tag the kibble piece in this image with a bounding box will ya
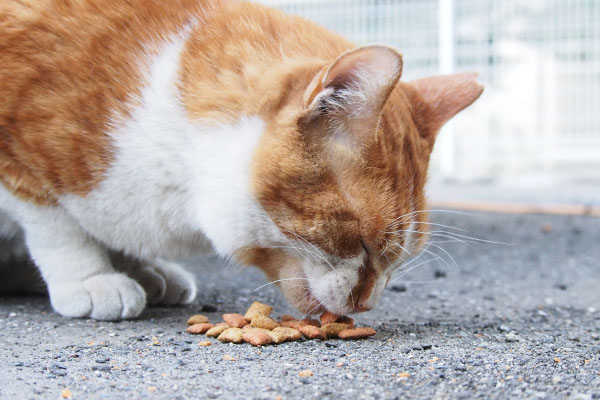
[336,316,354,328]
[299,325,327,340]
[272,327,302,342]
[322,322,352,338]
[299,369,313,377]
[279,320,301,329]
[266,330,286,344]
[320,311,354,328]
[217,328,244,343]
[222,313,248,328]
[242,329,273,346]
[298,318,320,327]
[187,314,209,325]
[320,311,340,325]
[214,322,230,327]
[338,327,376,340]
[243,301,273,322]
[205,325,229,337]
[280,314,296,322]
[198,341,212,346]
[251,315,279,330]
[186,323,214,334]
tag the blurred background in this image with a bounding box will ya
[260,0,600,209]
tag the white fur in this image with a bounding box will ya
[61,32,285,261]
[302,254,363,315]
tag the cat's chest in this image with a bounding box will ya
[57,27,272,261]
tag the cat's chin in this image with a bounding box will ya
[280,284,325,316]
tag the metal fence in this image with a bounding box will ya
[259,0,600,183]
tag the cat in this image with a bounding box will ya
[0,0,482,320]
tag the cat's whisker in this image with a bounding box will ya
[386,209,476,227]
[387,220,468,233]
[389,257,439,282]
[387,240,412,257]
[299,296,323,320]
[420,246,453,274]
[385,228,476,247]
[427,242,460,274]
[281,229,336,272]
[253,277,310,292]
[389,278,442,285]
[263,244,323,265]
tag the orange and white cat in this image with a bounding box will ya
[0,0,482,320]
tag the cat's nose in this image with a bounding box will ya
[350,265,385,313]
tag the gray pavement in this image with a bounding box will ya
[1,211,599,399]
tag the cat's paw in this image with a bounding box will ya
[48,273,146,320]
[132,261,196,306]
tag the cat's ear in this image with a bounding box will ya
[303,45,403,131]
[405,72,484,144]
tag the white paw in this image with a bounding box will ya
[132,261,196,306]
[48,273,146,320]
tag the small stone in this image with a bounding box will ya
[200,304,218,312]
[434,270,447,278]
[388,284,407,292]
[505,333,520,342]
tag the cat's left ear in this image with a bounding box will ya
[404,72,484,146]
[303,45,403,136]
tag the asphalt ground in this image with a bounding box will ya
[1,210,599,399]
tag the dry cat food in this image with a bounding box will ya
[184,301,376,346]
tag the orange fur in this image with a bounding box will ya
[0,0,213,203]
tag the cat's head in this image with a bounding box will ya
[237,46,483,315]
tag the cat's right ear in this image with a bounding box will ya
[302,45,403,134]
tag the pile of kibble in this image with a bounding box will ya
[185,301,376,346]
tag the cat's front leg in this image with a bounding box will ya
[112,253,197,306]
[20,207,146,320]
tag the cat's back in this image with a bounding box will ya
[0,0,215,203]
